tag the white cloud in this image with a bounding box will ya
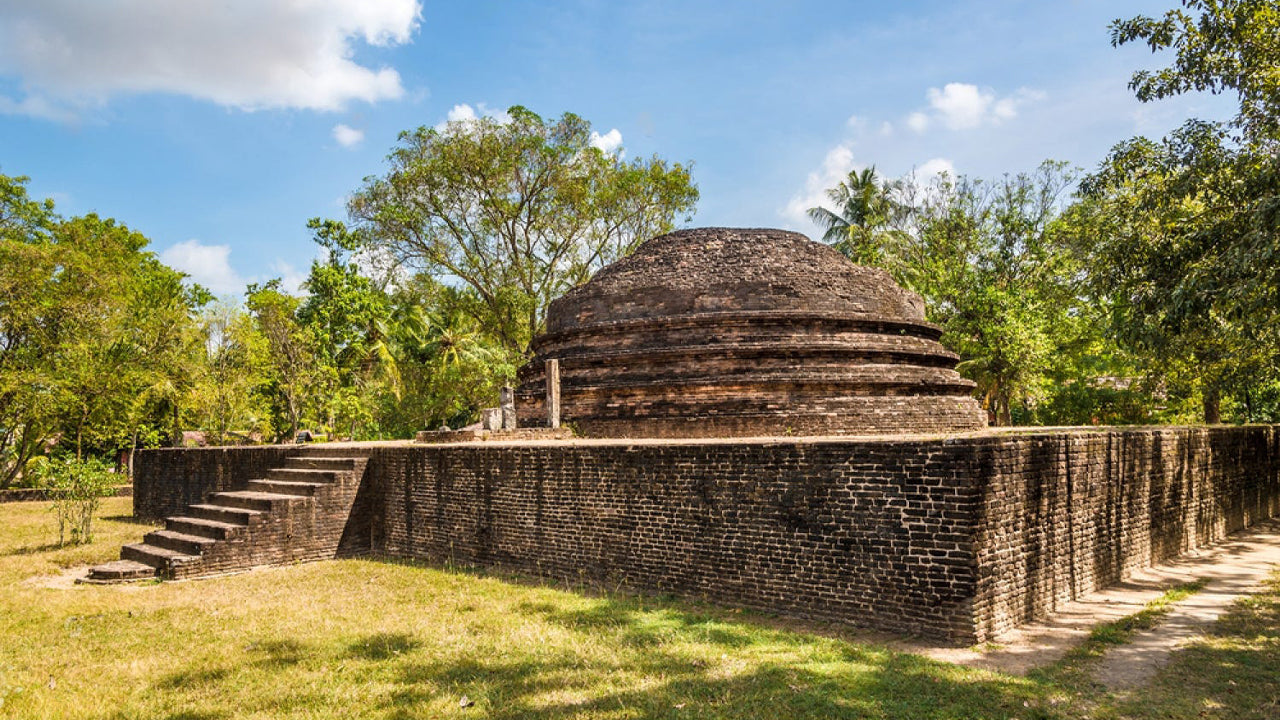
[879,121,894,136]
[0,0,421,119]
[927,83,991,129]
[446,103,479,123]
[916,83,1044,131]
[782,143,860,226]
[160,239,244,296]
[589,128,623,154]
[916,157,955,180]
[332,123,364,148]
[270,259,308,297]
[906,111,930,133]
[433,102,511,132]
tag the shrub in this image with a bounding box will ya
[33,457,117,545]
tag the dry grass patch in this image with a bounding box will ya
[1,498,1278,719]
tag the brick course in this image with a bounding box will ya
[132,425,1280,643]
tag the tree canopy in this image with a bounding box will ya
[348,105,698,356]
[1081,0,1280,422]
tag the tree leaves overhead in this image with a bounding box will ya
[348,105,698,356]
[1085,0,1280,422]
[1111,0,1280,142]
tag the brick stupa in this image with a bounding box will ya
[516,227,987,437]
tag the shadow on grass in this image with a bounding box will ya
[1101,582,1280,720]
[384,647,1054,720]
[347,632,421,661]
[246,638,311,668]
[157,667,231,690]
[117,563,1280,720]
[0,541,68,557]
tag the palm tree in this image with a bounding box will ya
[806,166,899,264]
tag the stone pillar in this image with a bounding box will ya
[481,407,502,431]
[545,359,561,429]
[500,386,516,430]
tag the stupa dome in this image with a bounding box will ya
[516,227,986,437]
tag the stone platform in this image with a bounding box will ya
[129,425,1280,643]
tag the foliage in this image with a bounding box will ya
[1111,0,1280,142]
[27,455,117,545]
[1079,0,1280,423]
[383,278,517,431]
[189,301,273,444]
[297,218,395,439]
[348,105,699,356]
[812,162,1093,425]
[805,166,902,265]
[244,281,321,441]
[0,172,209,485]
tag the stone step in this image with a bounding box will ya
[121,542,199,570]
[207,490,304,512]
[187,503,262,526]
[266,468,341,484]
[283,456,361,471]
[246,479,326,496]
[145,529,217,556]
[84,559,156,582]
[166,515,243,540]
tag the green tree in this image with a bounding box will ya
[0,173,62,485]
[245,281,321,441]
[806,166,902,264]
[1111,0,1280,142]
[190,301,272,443]
[817,162,1085,425]
[1081,0,1280,423]
[30,456,117,545]
[44,215,208,458]
[348,106,698,356]
[296,219,395,439]
[1,176,208,484]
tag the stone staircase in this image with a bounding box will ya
[85,453,368,582]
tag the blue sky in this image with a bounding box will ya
[0,0,1234,298]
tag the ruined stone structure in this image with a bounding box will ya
[87,452,368,582]
[95,226,1280,643]
[516,227,987,437]
[124,426,1280,643]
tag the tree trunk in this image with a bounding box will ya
[128,429,138,479]
[171,403,183,447]
[1202,384,1222,424]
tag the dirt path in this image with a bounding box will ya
[900,518,1280,682]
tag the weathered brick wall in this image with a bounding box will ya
[360,440,983,642]
[972,426,1280,640]
[134,445,297,520]
[132,426,1280,643]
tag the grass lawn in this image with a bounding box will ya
[2,498,1278,720]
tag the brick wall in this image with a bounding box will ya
[134,445,298,520]
[971,426,1280,640]
[358,440,983,642]
[132,425,1280,644]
